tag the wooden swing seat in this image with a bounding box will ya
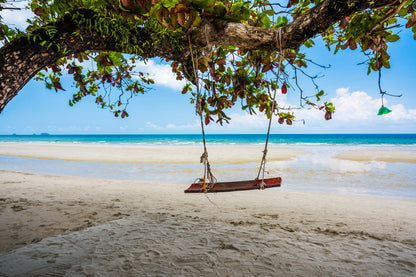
[184,177,281,193]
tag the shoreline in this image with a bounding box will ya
[1,141,415,275]
[1,141,415,200]
[1,169,415,276]
[0,141,415,164]
[0,142,308,164]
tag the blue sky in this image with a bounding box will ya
[0,3,415,135]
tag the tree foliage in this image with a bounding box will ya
[0,0,415,124]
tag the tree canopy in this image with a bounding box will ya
[0,0,414,124]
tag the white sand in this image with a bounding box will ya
[335,149,416,163]
[0,142,415,276]
[1,142,415,165]
[0,142,307,164]
[1,169,415,276]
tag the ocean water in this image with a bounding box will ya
[0,134,415,199]
[1,133,416,145]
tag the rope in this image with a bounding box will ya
[188,35,217,192]
[256,88,276,187]
[256,28,283,189]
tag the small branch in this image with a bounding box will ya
[378,69,402,106]
[0,7,21,10]
[367,1,407,35]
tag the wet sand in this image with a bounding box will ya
[0,142,307,164]
[335,149,416,163]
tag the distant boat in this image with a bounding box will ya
[184,177,282,193]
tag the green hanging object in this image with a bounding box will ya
[377,105,392,116]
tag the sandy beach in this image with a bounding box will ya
[1,142,416,276]
[0,142,308,164]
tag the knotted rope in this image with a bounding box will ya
[256,28,283,189]
[188,35,217,192]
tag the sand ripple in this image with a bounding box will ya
[1,170,415,276]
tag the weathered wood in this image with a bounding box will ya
[184,177,282,193]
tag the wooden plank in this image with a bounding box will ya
[184,177,281,193]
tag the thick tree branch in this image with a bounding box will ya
[187,0,397,51]
[0,0,398,113]
[0,9,182,113]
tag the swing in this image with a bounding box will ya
[184,91,282,193]
[184,36,282,193]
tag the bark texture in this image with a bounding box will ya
[0,0,396,113]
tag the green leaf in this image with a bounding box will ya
[192,0,215,9]
[214,2,227,17]
[398,7,408,17]
[262,10,275,16]
[385,34,400,42]
[316,90,324,101]
[262,16,271,28]
[304,39,315,48]
[109,52,124,67]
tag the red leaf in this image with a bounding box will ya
[121,0,132,8]
[136,0,149,11]
[53,81,65,91]
[286,0,299,8]
[174,3,187,13]
[261,64,272,73]
[205,116,210,125]
[339,17,347,29]
[177,13,186,26]
[281,83,287,94]
[34,7,43,17]
[121,111,129,118]
[325,111,332,120]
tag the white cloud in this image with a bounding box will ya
[133,60,186,91]
[166,120,199,130]
[1,1,33,30]
[146,87,416,133]
[145,122,161,129]
[330,88,380,121]
[220,88,416,131]
[145,120,199,131]
[385,104,416,121]
[329,88,416,122]
[227,112,269,129]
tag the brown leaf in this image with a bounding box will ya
[178,13,186,26]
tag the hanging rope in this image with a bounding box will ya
[256,28,283,189]
[256,88,276,188]
[188,35,217,192]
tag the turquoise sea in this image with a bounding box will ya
[1,133,416,145]
[0,134,415,199]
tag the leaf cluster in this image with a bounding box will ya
[2,0,414,124]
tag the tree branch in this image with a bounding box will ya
[187,0,397,51]
[0,0,399,113]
